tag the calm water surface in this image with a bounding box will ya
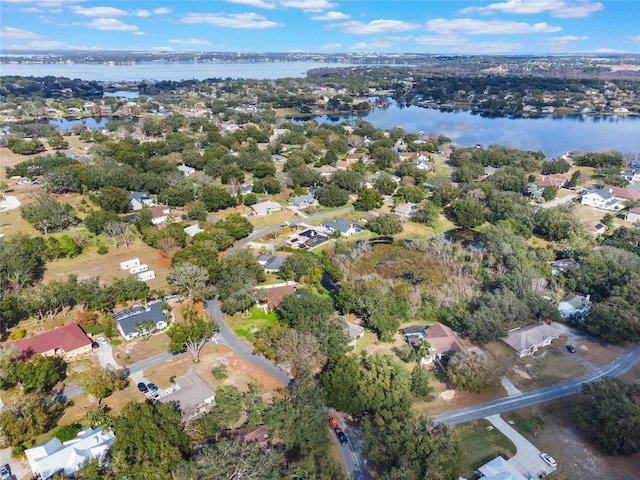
[305,104,640,159]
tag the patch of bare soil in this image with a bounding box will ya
[575,340,621,367]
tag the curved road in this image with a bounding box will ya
[433,343,640,426]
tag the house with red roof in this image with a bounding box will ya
[14,323,92,360]
[256,284,297,313]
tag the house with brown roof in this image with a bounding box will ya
[14,324,92,360]
[150,205,171,225]
[625,206,640,223]
[535,174,568,189]
[424,323,466,361]
[256,284,297,312]
[501,322,561,357]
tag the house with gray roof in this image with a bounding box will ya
[501,322,561,357]
[128,191,155,211]
[289,194,318,209]
[257,255,287,273]
[251,200,282,216]
[112,301,168,340]
[177,164,196,177]
[160,370,215,419]
[320,218,362,236]
[551,258,578,276]
[581,188,623,210]
[558,294,591,319]
[476,455,528,480]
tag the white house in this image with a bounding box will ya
[177,164,196,177]
[113,302,168,340]
[621,169,640,183]
[128,192,155,211]
[150,205,171,225]
[580,188,622,210]
[320,218,362,236]
[251,201,282,216]
[558,294,591,319]
[289,194,318,209]
[476,455,528,480]
[25,427,115,480]
[625,206,640,223]
[184,224,205,238]
[394,202,418,218]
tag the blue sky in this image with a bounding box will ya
[0,0,638,54]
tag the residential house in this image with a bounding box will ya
[289,194,318,209]
[128,191,155,211]
[551,258,578,276]
[271,154,287,162]
[177,164,196,177]
[535,174,568,189]
[25,427,115,480]
[394,202,418,219]
[580,188,623,210]
[150,205,171,225]
[476,455,528,480]
[256,284,296,312]
[621,168,640,183]
[112,302,168,340]
[423,322,466,362]
[184,224,204,238]
[240,183,253,195]
[14,323,92,360]
[411,158,432,171]
[605,184,640,202]
[317,165,337,178]
[160,370,215,418]
[269,128,290,143]
[251,200,282,216]
[501,322,561,357]
[558,294,591,319]
[345,320,365,345]
[483,166,498,177]
[257,254,287,273]
[320,218,362,236]
[335,160,351,170]
[285,229,329,250]
[625,206,640,223]
[216,425,277,452]
[346,153,365,162]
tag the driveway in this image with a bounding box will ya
[94,340,120,369]
[538,192,577,208]
[486,414,555,478]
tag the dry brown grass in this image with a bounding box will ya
[574,340,621,367]
[111,332,170,366]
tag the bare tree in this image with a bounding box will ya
[104,221,128,250]
[158,237,179,258]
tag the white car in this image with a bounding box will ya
[540,453,557,468]
[98,337,108,345]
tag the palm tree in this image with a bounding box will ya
[529,414,546,438]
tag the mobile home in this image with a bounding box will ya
[137,270,156,282]
[129,264,149,275]
[119,258,140,271]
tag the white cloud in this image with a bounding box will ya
[20,7,43,13]
[135,9,151,17]
[7,40,97,50]
[133,31,147,36]
[413,34,523,53]
[153,7,172,14]
[330,19,420,35]
[426,18,561,35]
[71,6,128,17]
[3,0,82,6]
[151,46,174,51]
[459,0,604,19]
[82,18,139,32]
[311,11,350,21]
[349,39,398,50]
[181,12,282,29]
[318,42,342,50]
[591,48,629,53]
[279,0,337,12]
[135,7,171,17]
[537,35,588,51]
[0,26,43,39]
[226,0,276,8]
[623,35,640,44]
[170,38,212,45]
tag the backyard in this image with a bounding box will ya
[225,305,278,337]
[455,419,516,479]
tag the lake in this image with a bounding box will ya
[0,61,350,81]
[49,117,111,129]
[301,104,640,159]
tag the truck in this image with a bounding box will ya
[119,258,140,270]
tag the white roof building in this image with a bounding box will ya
[251,201,282,216]
[25,427,115,480]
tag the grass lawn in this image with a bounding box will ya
[456,419,517,478]
[226,305,278,337]
[248,208,296,229]
[111,331,170,366]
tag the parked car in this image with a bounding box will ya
[1,464,11,480]
[92,341,100,349]
[137,382,149,394]
[148,391,160,400]
[147,383,158,392]
[98,337,108,345]
[540,453,557,468]
[334,427,348,445]
[566,345,576,353]
[204,301,208,308]
[327,416,338,428]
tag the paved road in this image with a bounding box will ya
[326,408,369,480]
[538,191,578,208]
[434,343,640,426]
[205,299,291,386]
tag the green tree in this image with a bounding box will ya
[200,186,235,212]
[0,393,65,446]
[96,186,130,213]
[279,252,321,284]
[315,184,350,207]
[568,170,581,188]
[110,401,191,480]
[528,415,545,438]
[354,188,384,211]
[167,263,214,302]
[21,193,77,234]
[81,366,128,405]
[184,200,207,221]
[374,173,397,195]
[574,378,640,455]
[447,351,499,393]
[366,213,403,235]
[451,198,485,229]
[541,186,558,202]
[43,167,80,194]
[215,213,253,240]
[15,354,67,394]
[332,170,364,193]
[410,366,434,401]
[167,306,218,362]
[411,203,439,227]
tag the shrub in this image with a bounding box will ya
[8,329,26,340]
[11,445,25,458]
[96,243,108,255]
[211,365,228,380]
[54,424,79,442]
[109,339,122,346]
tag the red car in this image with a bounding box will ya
[328,416,338,428]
